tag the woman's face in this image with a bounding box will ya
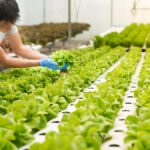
[0,21,12,32]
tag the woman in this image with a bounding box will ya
[0,0,67,70]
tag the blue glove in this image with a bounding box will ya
[40,58,68,70]
[59,63,69,70]
[40,58,57,70]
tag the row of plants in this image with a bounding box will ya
[0,47,111,101]
[18,23,90,45]
[121,24,145,47]
[125,49,150,150]
[0,47,125,149]
[0,47,91,82]
[29,47,141,150]
[93,23,137,48]
[133,24,150,47]
[0,46,110,83]
[119,23,137,38]
[93,23,150,48]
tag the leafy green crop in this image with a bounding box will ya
[0,114,33,149]
[103,32,122,48]
[0,46,125,148]
[30,47,140,150]
[51,50,74,67]
[101,23,150,48]
[93,35,104,49]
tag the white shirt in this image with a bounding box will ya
[0,25,18,44]
[0,25,18,69]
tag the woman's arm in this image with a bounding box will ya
[7,32,48,59]
[0,47,40,68]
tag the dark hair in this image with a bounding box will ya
[0,0,20,24]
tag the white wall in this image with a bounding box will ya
[112,0,150,26]
[16,0,44,25]
[16,0,26,25]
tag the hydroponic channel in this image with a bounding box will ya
[101,52,145,150]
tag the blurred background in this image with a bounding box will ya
[14,0,150,51]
